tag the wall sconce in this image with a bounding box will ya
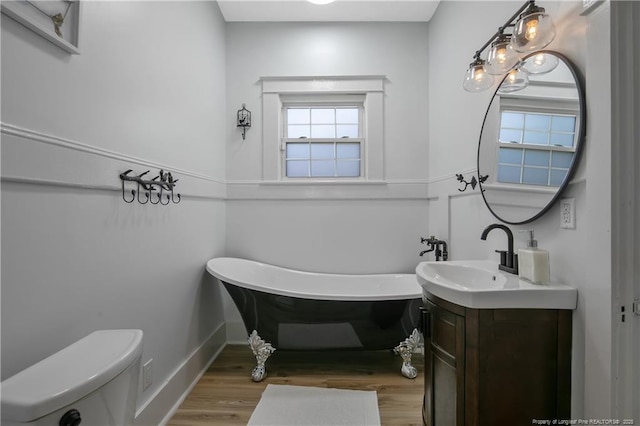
[463,0,556,93]
[237,103,251,140]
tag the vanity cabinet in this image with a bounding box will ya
[422,293,572,426]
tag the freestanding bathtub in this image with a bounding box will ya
[206,257,423,381]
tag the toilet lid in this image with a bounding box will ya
[1,329,143,422]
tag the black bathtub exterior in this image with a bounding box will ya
[223,281,422,350]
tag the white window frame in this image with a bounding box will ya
[261,76,385,182]
[282,100,364,179]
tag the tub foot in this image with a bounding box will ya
[393,328,421,379]
[248,330,276,382]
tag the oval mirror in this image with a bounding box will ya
[477,51,586,224]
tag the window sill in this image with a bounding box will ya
[481,182,557,194]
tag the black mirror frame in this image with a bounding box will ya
[477,50,587,225]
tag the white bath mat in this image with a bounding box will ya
[247,384,381,426]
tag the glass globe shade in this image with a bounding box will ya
[463,59,495,92]
[522,52,559,74]
[511,9,556,53]
[485,35,520,75]
[498,67,530,93]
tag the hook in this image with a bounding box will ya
[149,188,161,205]
[159,187,170,205]
[136,183,150,204]
[171,190,181,204]
[456,174,478,192]
[456,173,490,192]
[121,179,135,203]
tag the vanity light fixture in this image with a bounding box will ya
[307,0,336,4]
[463,0,556,93]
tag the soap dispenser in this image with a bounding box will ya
[518,230,550,284]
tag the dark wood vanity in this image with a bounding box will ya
[422,293,572,426]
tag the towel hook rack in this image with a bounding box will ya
[119,169,181,205]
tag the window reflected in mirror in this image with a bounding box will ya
[496,110,577,187]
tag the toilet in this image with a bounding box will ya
[1,329,143,426]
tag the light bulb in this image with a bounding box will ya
[463,58,494,92]
[511,6,556,53]
[533,53,546,66]
[308,0,335,4]
[524,19,538,41]
[497,47,509,63]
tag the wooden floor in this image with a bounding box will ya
[167,344,424,425]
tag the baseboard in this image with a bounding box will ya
[226,320,249,345]
[134,323,227,426]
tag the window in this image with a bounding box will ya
[496,110,577,187]
[283,106,362,178]
[261,76,384,182]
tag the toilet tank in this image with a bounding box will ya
[1,329,143,426]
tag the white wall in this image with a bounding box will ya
[223,22,430,340]
[427,0,612,418]
[224,22,431,261]
[1,2,227,424]
[225,22,430,183]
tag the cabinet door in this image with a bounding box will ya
[423,300,465,426]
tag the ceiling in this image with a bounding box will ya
[217,0,441,22]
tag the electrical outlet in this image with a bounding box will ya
[560,198,575,229]
[143,359,153,391]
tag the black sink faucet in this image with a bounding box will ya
[480,224,518,274]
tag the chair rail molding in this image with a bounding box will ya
[1,122,226,200]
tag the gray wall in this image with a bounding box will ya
[1,2,227,424]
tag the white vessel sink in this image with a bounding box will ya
[416,260,577,310]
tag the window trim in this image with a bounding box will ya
[260,76,385,182]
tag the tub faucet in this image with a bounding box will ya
[480,224,518,274]
[420,236,449,261]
